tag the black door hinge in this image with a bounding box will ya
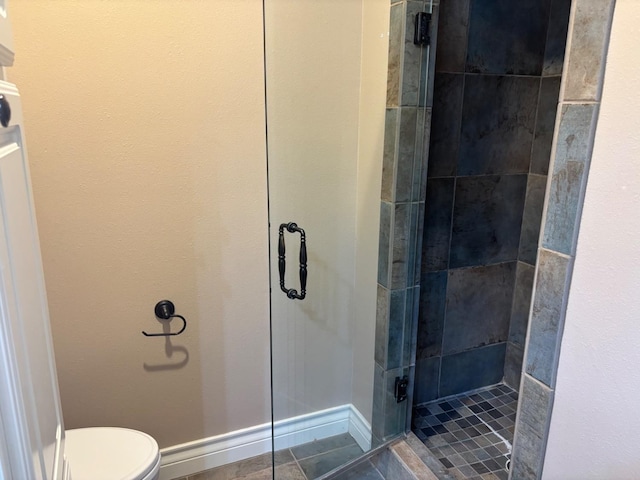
[395,376,409,403]
[414,12,431,46]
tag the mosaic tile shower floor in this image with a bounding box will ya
[412,384,518,480]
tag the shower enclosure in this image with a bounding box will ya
[263,0,597,478]
[264,0,432,477]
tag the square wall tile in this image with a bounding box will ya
[450,175,527,268]
[525,249,573,387]
[531,76,562,176]
[381,109,399,202]
[563,0,615,101]
[442,262,516,354]
[414,356,441,404]
[510,374,554,479]
[417,270,447,359]
[508,262,535,347]
[422,177,454,272]
[518,174,548,266]
[458,75,539,176]
[434,0,470,73]
[427,73,463,178]
[466,0,551,75]
[543,0,572,76]
[542,104,598,256]
[439,343,506,397]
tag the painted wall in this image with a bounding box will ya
[9,0,271,448]
[543,1,640,477]
[10,0,389,449]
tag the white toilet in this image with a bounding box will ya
[65,427,161,480]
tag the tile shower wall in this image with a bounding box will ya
[415,0,570,403]
[511,1,615,477]
[373,0,435,445]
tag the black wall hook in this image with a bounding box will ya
[142,300,187,337]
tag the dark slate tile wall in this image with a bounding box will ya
[414,0,565,404]
[465,0,551,75]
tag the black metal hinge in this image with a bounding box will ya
[414,12,431,46]
[395,376,409,403]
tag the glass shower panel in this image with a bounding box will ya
[264,0,433,477]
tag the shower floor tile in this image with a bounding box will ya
[412,383,517,480]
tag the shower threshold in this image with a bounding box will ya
[412,383,518,480]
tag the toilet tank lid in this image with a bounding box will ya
[65,427,159,480]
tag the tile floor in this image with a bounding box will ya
[412,384,518,480]
[174,433,365,480]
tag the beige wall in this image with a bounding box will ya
[10,0,270,448]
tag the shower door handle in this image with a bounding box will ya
[278,222,307,300]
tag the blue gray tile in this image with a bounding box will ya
[525,249,573,387]
[511,374,554,479]
[417,270,447,359]
[422,177,454,272]
[450,175,527,268]
[427,73,463,177]
[378,201,392,287]
[443,263,516,354]
[542,104,598,255]
[458,75,539,176]
[466,0,551,75]
[406,203,421,288]
[387,289,406,370]
[530,76,561,176]
[381,109,399,202]
[403,287,419,366]
[414,356,440,404]
[563,0,615,101]
[391,203,411,289]
[503,341,524,390]
[439,343,506,397]
[518,374,554,434]
[396,108,418,202]
[298,443,364,479]
[375,285,390,367]
[331,460,384,480]
[518,174,548,266]
[387,3,404,106]
[508,262,535,347]
[434,0,470,73]
[291,433,357,460]
[543,0,571,76]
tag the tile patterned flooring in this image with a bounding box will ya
[412,384,518,480]
[175,433,365,480]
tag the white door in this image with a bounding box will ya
[0,4,68,480]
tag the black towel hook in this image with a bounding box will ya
[142,300,187,337]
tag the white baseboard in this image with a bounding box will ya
[159,404,372,480]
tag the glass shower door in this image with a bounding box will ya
[264,0,433,477]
